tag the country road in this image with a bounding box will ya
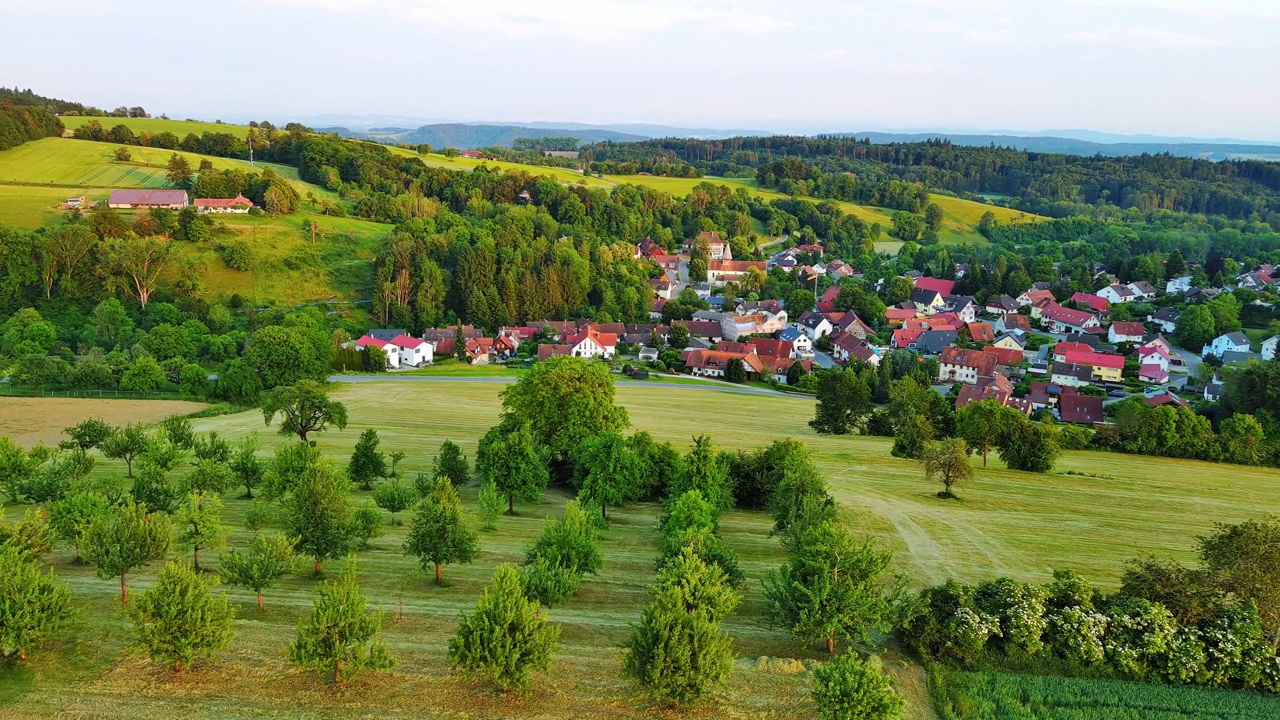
[329,374,813,399]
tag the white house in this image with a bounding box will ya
[1262,336,1278,361]
[794,312,834,340]
[1138,344,1171,372]
[945,296,980,324]
[778,327,813,358]
[1166,276,1192,295]
[565,327,618,359]
[1202,332,1251,358]
[1147,308,1181,334]
[353,335,401,369]
[1107,321,1146,345]
[389,334,433,367]
[1127,281,1159,301]
[1098,284,1137,304]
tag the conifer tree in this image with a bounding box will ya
[433,439,470,485]
[82,498,172,603]
[521,500,603,606]
[288,559,394,683]
[0,543,73,664]
[623,548,740,708]
[128,560,234,671]
[176,490,228,570]
[404,476,479,584]
[347,429,387,491]
[220,534,299,612]
[449,563,561,694]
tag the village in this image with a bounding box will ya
[344,231,1276,430]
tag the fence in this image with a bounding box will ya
[0,386,193,400]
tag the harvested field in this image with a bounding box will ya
[0,397,207,446]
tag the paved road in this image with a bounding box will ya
[329,374,811,399]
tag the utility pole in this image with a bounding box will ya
[248,130,255,167]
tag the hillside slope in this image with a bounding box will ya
[342,122,648,148]
[59,116,254,139]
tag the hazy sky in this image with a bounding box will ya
[3,0,1276,139]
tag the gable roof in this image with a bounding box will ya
[1050,361,1094,382]
[747,337,793,357]
[967,322,995,343]
[1062,349,1125,370]
[916,330,958,354]
[1043,303,1098,328]
[940,346,999,377]
[1059,394,1105,425]
[986,295,1020,311]
[1069,292,1111,312]
[390,334,427,349]
[910,287,943,305]
[537,344,573,360]
[1110,321,1146,337]
[1150,307,1182,323]
[194,194,253,208]
[108,189,188,205]
[914,276,956,296]
[983,345,1024,366]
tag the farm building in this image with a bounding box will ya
[107,189,189,209]
[194,194,254,214]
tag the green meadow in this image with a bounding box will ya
[59,116,255,139]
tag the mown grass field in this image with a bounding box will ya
[2,380,1277,718]
[59,116,253,139]
[0,397,208,446]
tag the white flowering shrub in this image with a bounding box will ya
[1199,604,1275,690]
[901,580,999,663]
[1160,626,1208,685]
[1048,605,1108,666]
[975,578,1049,657]
[1103,597,1177,678]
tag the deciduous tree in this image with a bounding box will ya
[347,429,387,491]
[262,380,349,442]
[103,235,174,311]
[476,422,549,514]
[372,480,415,525]
[921,439,974,499]
[432,439,470,485]
[176,491,228,570]
[810,369,873,435]
[576,431,640,519]
[279,460,353,574]
[101,423,149,477]
[219,533,299,612]
[404,476,479,584]
[83,498,172,603]
[499,356,630,466]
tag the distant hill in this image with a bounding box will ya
[322,123,649,149]
[831,132,1280,161]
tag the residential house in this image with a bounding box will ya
[795,311,834,340]
[721,312,786,341]
[1017,288,1055,307]
[967,322,996,344]
[647,277,677,300]
[634,237,663,259]
[1108,321,1147,345]
[1139,365,1170,384]
[367,328,408,343]
[1148,308,1181,334]
[1263,336,1278,361]
[1050,362,1094,388]
[564,326,618,359]
[194,195,253,214]
[353,335,401,369]
[832,334,881,366]
[1221,350,1262,367]
[1166,276,1192,295]
[537,344,573,361]
[985,295,1020,316]
[992,332,1026,351]
[995,314,1034,335]
[955,374,1029,413]
[1137,344,1172,373]
[1041,304,1102,334]
[914,276,956,297]
[107,189,189,209]
[650,253,680,275]
[885,308,919,326]
[465,338,494,364]
[637,346,660,362]
[1028,296,1056,321]
[64,195,85,208]
[747,337,795,360]
[460,150,484,159]
[776,327,812,357]
[1236,266,1275,292]
[817,285,842,314]
[983,345,1024,369]
[1201,332,1250,358]
[938,346,1000,384]
[1061,348,1125,383]
[1028,381,1077,411]
[385,335,430,367]
[892,324,925,350]
[738,299,785,317]
[692,231,733,260]
[759,355,815,384]
[910,287,947,315]
[945,295,980,324]
[830,312,874,339]
[424,325,484,345]
[1069,292,1111,313]
[1058,394,1105,425]
[1098,284,1137,305]
[1147,392,1191,409]
[674,320,724,343]
[826,260,855,279]
[1204,379,1224,402]
[1128,281,1159,300]
[684,349,757,379]
[706,259,766,286]
[916,330,958,356]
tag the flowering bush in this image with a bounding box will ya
[1161,626,1209,685]
[975,578,1049,657]
[1102,597,1177,678]
[1048,605,1109,666]
[901,580,1000,663]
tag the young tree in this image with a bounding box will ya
[404,476,480,584]
[183,459,235,495]
[670,435,732,511]
[82,498,172,603]
[127,560,234,671]
[921,439,974,499]
[279,460,353,574]
[120,356,166,393]
[522,500,603,606]
[372,480,416,525]
[230,435,264,499]
[954,399,1017,467]
[576,431,640,519]
[47,490,111,562]
[101,423,149,477]
[159,414,195,449]
[132,462,180,513]
[811,653,906,720]
[477,478,504,530]
[261,380,349,442]
[0,543,73,664]
[219,533,299,612]
[347,429,387,491]
[763,521,897,653]
[349,505,383,549]
[810,369,873,435]
[176,491,228,570]
[449,563,561,694]
[622,548,739,708]
[61,418,116,451]
[890,414,934,460]
[476,422,550,514]
[288,559,394,683]
[432,439,470,485]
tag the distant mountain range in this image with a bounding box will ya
[318,123,650,148]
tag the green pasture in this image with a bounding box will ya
[59,116,253,139]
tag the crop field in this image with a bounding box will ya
[934,669,1280,719]
[0,397,208,446]
[2,380,1278,718]
[59,116,253,139]
[0,138,328,200]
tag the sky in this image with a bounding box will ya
[3,0,1277,140]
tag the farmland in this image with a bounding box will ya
[0,397,207,446]
[59,116,254,139]
[1,380,1278,718]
